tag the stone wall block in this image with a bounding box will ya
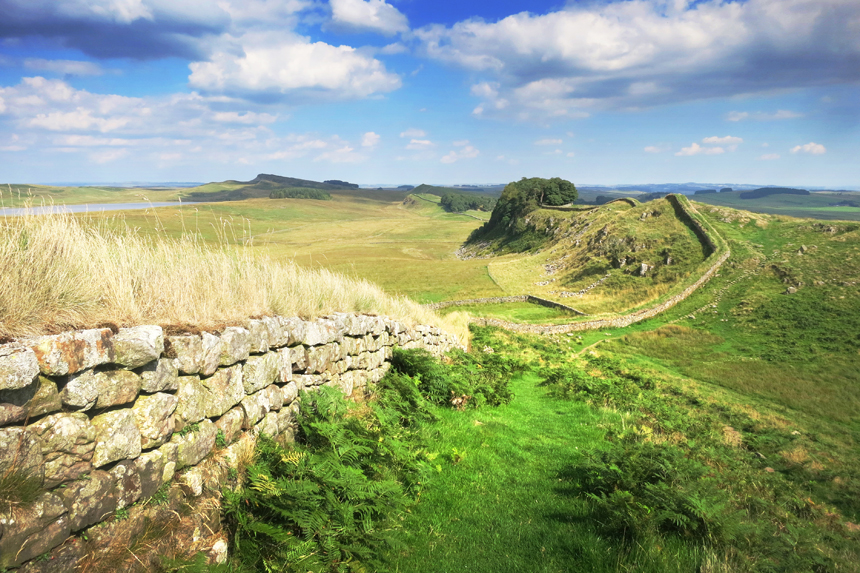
[291,345,308,372]
[254,411,279,438]
[276,406,296,435]
[301,319,340,346]
[240,388,271,429]
[338,371,355,396]
[220,327,250,366]
[215,407,245,445]
[245,319,270,354]
[200,332,222,376]
[0,344,40,391]
[134,449,168,499]
[0,492,69,568]
[266,384,284,411]
[112,325,164,368]
[61,470,116,532]
[138,358,179,393]
[282,381,299,405]
[164,335,203,374]
[133,392,178,449]
[0,427,44,484]
[279,316,307,347]
[179,465,205,497]
[0,376,61,426]
[276,347,293,383]
[91,409,141,468]
[306,343,339,374]
[200,364,244,419]
[30,413,95,487]
[109,460,142,509]
[30,329,114,377]
[243,352,279,394]
[60,368,142,411]
[173,419,217,469]
[157,442,178,484]
[262,316,287,348]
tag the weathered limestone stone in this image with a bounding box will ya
[0,376,61,426]
[266,384,284,411]
[0,492,69,568]
[165,334,203,374]
[172,419,217,469]
[29,413,96,487]
[0,427,44,484]
[306,343,338,374]
[91,409,141,468]
[246,319,270,354]
[30,329,114,377]
[17,535,84,573]
[60,368,142,411]
[338,371,355,396]
[254,411,279,437]
[282,381,299,405]
[0,344,40,391]
[220,327,250,366]
[279,316,308,346]
[175,374,206,425]
[110,460,142,509]
[276,406,297,434]
[276,347,293,383]
[133,392,178,449]
[365,333,382,352]
[301,319,341,346]
[209,538,229,565]
[243,352,279,394]
[262,315,287,348]
[291,345,308,371]
[60,470,116,532]
[135,448,169,499]
[240,388,271,429]
[179,465,205,497]
[215,406,245,445]
[200,332,222,376]
[112,325,164,368]
[200,364,244,419]
[138,358,179,392]
[295,374,320,389]
[158,441,178,484]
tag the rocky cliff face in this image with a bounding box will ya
[0,314,459,571]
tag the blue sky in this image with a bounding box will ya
[0,0,858,187]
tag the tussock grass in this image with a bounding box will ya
[0,209,466,342]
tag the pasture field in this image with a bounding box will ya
[437,301,581,323]
[82,192,502,303]
[692,189,860,221]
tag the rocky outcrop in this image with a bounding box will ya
[0,313,459,570]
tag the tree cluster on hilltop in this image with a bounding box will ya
[467,177,577,247]
[440,192,497,213]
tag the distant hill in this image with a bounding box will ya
[739,187,809,199]
[413,183,503,198]
[184,174,361,202]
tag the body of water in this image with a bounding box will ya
[0,202,184,216]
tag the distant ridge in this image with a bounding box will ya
[184,174,359,202]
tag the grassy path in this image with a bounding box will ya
[388,373,615,572]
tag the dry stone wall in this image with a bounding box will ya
[0,314,459,570]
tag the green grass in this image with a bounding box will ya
[692,190,860,221]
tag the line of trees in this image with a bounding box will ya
[440,192,497,213]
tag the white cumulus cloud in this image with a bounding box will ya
[790,142,826,155]
[441,145,479,164]
[676,143,725,156]
[188,32,402,100]
[361,131,380,147]
[330,0,409,36]
[535,138,562,145]
[400,128,426,138]
[759,153,781,160]
[405,139,434,150]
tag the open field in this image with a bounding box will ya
[78,192,502,304]
[692,189,860,221]
[438,301,581,323]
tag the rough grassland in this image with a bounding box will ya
[0,209,468,341]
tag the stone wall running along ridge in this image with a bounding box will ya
[0,314,459,571]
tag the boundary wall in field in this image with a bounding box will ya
[0,314,459,571]
[466,194,731,334]
[425,295,585,315]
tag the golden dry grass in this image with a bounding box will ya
[0,209,467,343]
